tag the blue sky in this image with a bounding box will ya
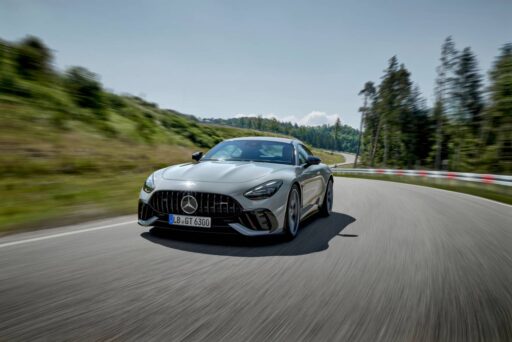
[1,0,511,128]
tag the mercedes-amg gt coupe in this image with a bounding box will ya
[138,137,333,239]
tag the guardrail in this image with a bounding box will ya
[330,168,512,187]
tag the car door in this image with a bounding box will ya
[296,144,325,213]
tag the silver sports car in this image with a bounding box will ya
[138,137,333,239]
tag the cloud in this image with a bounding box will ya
[297,111,340,126]
[235,111,341,127]
[234,113,278,120]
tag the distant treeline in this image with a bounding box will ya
[206,117,360,153]
[358,37,511,173]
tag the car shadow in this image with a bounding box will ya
[140,212,356,257]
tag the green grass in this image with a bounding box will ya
[334,173,512,205]
[0,90,349,234]
[0,39,356,235]
[314,150,346,165]
[0,173,147,233]
[0,88,274,234]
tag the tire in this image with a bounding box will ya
[283,184,301,241]
[319,178,333,217]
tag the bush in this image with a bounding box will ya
[65,66,105,113]
[14,36,52,80]
[0,75,32,97]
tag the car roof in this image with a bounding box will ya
[227,136,302,144]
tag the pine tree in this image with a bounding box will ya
[433,36,458,169]
[356,81,376,167]
[454,47,483,129]
[333,117,341,151]
[371,56,414,167]
[449,47,483,170]
[482,43,512,173]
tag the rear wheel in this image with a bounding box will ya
[320,178,333,216]
[283,185,301,240]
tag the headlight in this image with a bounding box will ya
[143,174,155,193]
[244,180,283,200]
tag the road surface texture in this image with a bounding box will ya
[1,178,511,341]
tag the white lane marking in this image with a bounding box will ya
[0,220,137,249]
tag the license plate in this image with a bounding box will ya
[168,214,211,228]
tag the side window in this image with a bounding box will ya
[297,144,309,165]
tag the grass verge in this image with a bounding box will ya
[315,150,346,165]
[335,173,512,205]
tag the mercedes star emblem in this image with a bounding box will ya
[181,195,198,214]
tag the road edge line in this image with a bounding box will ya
[0,220,137,248]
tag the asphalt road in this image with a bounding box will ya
[1,178,511,341]
[337,151,355,166]
[323,150,355,167]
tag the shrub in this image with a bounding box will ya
[65,66,105,113]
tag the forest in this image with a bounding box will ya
[206,116,360,153]
[210,37,511,174]
[358,37,511,173]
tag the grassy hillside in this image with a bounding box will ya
[0,36,344,233]
[0,96,234,231]
[0,96,342,234]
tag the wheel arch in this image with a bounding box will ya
[292,181,302,207]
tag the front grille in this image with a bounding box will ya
[149,191,243,217]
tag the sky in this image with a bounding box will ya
[1,0,511,128]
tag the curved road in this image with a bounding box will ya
[0,178,511,341]
[336,151,356,166]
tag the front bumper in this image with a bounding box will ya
[138,198,282,236]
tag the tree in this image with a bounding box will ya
[355,81,375,167]
[482,43,512,173]
[433,36,458,169]
[405,85,431,167]
[65,66,105,114]
[369,56,399,166]
[454,47,484,130]
[14,36,53,80]
[371,56,414,167]
[333,117,341,151]
[447,47,484,170]
[361,57,428,168]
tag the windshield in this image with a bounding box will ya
[202,140,295,165]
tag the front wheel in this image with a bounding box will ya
[283,185,301,241]
[319,178,333,216]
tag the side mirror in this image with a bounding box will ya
[306,156,321,165]
[192,151,203,162]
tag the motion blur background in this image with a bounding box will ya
[0,0,511,233]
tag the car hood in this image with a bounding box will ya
[161,160,290,183]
